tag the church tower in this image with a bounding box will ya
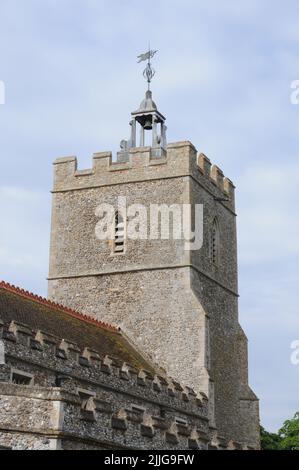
[48,50,260,448]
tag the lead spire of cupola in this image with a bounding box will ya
[118,47,167,162]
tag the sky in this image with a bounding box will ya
[0,0,298,432]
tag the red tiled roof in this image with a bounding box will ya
[0,281,119,334]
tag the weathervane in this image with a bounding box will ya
[137,46,158,90]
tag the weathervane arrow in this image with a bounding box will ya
[137,50,158,63]
[137,47,158,90]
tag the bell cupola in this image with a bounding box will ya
[118,48,167,162]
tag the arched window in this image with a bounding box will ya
[210,218,220,266]
[113,211,125,254]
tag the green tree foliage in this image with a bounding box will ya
[261,412,299,450]
[278,411,299,450]
[260,426,282,450]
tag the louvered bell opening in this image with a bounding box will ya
[114,218,125,253]
[114,241,124,253]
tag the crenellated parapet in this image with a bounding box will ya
[52,142,235,210]
[0,316,213,450]
[0,382,209,450]
[0,318,208,415]
[0,317,249,450]
[197,153,235,206]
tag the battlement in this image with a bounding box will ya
[52,142,235,209]
[0,322,247,450]
[0,315,219,450]
[0,318,207,413]
[0,383,212,450]
[0,378,249,450]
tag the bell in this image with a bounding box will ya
[144,117,152,130]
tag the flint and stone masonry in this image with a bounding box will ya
[48,90,260,449]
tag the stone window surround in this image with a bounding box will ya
[11,368,34,386]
